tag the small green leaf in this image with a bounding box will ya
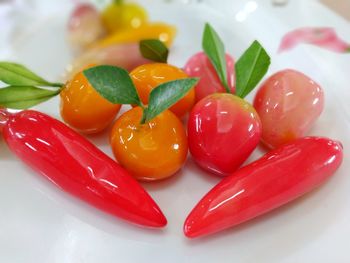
[0,62,52,86]
[202,23,230,93]
[0,86,60,109]
[144,78,198,122]
[83,65,142,106]
[235,40,271,98]
[139,39,169,63]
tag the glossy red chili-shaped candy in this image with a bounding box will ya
[184,137,343,238]
[1,109,166,228]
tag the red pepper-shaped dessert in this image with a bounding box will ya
[184,137,343,238]
[1,109,167,228]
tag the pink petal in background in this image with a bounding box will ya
[279,27,350,53]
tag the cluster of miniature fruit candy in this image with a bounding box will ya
[0,21,343,239]
[66,0,176,77]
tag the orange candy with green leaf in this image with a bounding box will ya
[60,68,121,134]
[130,63,195,118]
[0,62,122,134]
[111,107,187,181]
[0,60,197,182]
[84,65,197,181]
[130,40,195,118]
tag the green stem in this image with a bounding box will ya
[140,112,146,124]
[139,102,147,125]
[223,81,231,94]
[50,82,64,88]
[53,89,61,96]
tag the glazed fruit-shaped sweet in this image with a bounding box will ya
[0,62,121,135]
[101,0,148,33]
[187,24,270,176]
[0,108,6,133]
[1,109,166,228]
[83,65,198,181]
[130,63,195,118]
[184,137,343,238]
[184,51,235,102]
[253,69,324,149]
[188,93,261,175]
[60,67,121,134]
[110,107,187,181]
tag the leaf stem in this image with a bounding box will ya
[223,82,231,94]
[50,82,64,88]
[138,101,146,110]
[140,107,147,125]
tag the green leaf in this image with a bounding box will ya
[139,39,169,63]
[0,62,53,86]
[202,23,230,93]
[83,65,142,106]
[144,78,198,122]
[235,40,271,98]
[0,86,60,109]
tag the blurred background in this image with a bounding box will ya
[0,1,349,263]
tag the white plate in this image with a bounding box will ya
[1,0,350,262]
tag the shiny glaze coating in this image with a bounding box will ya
[95,23,176,48]
[110,107,188,181]
[0,109,7,132]
[60,70,121,134]
[188,93,261,176]
[254,69,324,149]
[184,137,343,238]
[130,63,195,118]
[2,110,166,227]
[184,51,235,102]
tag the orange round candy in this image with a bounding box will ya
[110,107,188,181]
[60,70,121,134]
[130,63,195,118]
